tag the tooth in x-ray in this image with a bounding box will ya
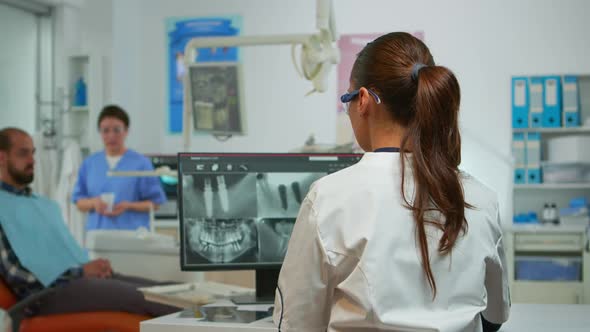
[217,175,229,213]
[291,182,302,204]
[204,177,213,218]
[278,184,288,210]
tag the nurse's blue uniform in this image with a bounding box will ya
[72,149,166,230]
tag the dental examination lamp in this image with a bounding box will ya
[182,0,339,150]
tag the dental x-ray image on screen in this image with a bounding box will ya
[184,217,294,265]
[255,173,325,219]
[184,218,258,264]
[256,218,295,262]
[182,173,257,219]
[178,153,363,270]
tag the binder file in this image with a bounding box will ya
[513,133,526,184]
[529,77,544,128]
[542,76,562,127]
[526,132,542,184]
[511,77,529,128]
[562,76,580,127]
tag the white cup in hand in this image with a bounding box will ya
[100,192,115,213]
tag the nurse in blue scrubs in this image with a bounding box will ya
[73,105,166,230]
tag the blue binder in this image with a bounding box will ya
[529,77,544,128]
[542,76,562,127]
[562,76,580,127]
[526,132,542,184]
[512,133,526,184]
[511,77,529,128]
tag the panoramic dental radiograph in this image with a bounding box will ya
[183,174,258,264]
[183,171,325,265]
[185,218,257,263]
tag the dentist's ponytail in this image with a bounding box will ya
[404,63,468,298]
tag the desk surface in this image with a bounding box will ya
[141,303,590,332]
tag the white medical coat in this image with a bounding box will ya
[274,152,510,332]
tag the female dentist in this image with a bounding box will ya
[274,32,510,332]
[73,105,166,230]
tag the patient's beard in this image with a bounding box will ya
[8,163,34,186]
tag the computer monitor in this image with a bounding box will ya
[177,153,363,303]
[148,155,179,219]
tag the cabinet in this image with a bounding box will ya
[510,75,590,304]
[505,225,589,304]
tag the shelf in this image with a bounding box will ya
[513,127,590,134]
[514,183,590,190]
[541,161,590,167]
[513,280,583,286]
[69,106,89,112]
[507,224,588,233]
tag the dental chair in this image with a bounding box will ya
[0,277,149,332]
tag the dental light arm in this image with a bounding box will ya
[182,0,338,150]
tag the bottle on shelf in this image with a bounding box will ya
[541,203,551,224]
[541,203,560,225]
[549,203,560,225]
[74,77,87,107]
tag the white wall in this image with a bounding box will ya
[50,0,112,153]
[0,4,38,133]
[77,0,112,102]
[80,0,590,223]
[51,0,112,103]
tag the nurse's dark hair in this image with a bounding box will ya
[98,104,130,129]
[351,32,470,299]
[0,127,29,152]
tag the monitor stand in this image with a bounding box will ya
[231,269,279,305]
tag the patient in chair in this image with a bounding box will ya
[0,127,180,317]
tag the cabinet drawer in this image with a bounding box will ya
[514,233,584,251]
[512,281,583,304]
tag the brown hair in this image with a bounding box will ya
[97,105,130,129]
[0,127,29,152]
[351,32,470,298]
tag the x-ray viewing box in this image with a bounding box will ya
[187,62,246,135]
[177,153,363,303]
